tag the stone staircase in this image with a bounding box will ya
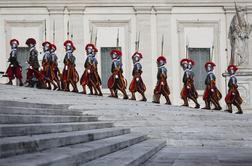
[0,100,166,166]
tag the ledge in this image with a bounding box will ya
[222,71,252,77]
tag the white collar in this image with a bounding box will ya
[207,71,214,75]
[230,74,236,78]
[87,54,95,58]
[66,50,72,54]
[44,50,50,54]
[30,47,35,52]
[158,65,165,69]
[112,58,120,62]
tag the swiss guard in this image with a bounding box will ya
[129,52,147,101]
[107,49,128,99]
[62,40,79,92]
[80,43,102,96]
[50,43,61,90]
[41,41,58,90]
[152,56,171,104]
[225,65,243,114]
[180,58,200,108]
[202,61,222,110]
[25,38,42,87]
[6,39,23,86]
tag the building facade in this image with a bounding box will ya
[0,0,252,110]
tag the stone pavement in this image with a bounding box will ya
[144,146,252,166]
[0,84,252,165]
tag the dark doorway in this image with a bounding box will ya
[188,48,211,91]
[16,47,30,83]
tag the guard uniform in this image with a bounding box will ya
[152,56,171,105]
[129,52,147,101]
[50,43,61,90]
[180,58,200,108]
[6,39,23,86]
[225,65,243,114]
[202,61,222,110]
[41,41,57,89]
[80,44,102,96]
[62,40,79,92]
[25,38,43,87]
[107,49,128,99]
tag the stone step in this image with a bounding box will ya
[0,122,114,137]
[0,133,148,166]
[0,100,69,109]
[0,127,131,158]
[0,106,83,116]
[0,114,98,124]
[82,139,166,166]
[160,132,252,141]
[165,139,252,148]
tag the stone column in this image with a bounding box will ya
[67,6,85,80]
[47,6,65,70]
[134,6,155,100]
[155,6,173,102]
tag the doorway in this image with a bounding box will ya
[188,47,210,91]
[16,47,30,83]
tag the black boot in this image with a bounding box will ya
[202,100,210,110]
[6,80,13,85]
[165,95,171,105]
[130,92,136,100]
[152,94,160,104]
[123,93,129,99]
[224,104,232,113]
[191,97,200,109]
[212,100,222,110]
[97,87,103,96]
[140,93,147,102]
[235,104,243,114]
[181,98,189,107]
[19,79,24,86]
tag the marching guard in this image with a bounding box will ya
[62,40,79,92]
[152,56,171,104]
[202,61,222,110]
[6,39,23,86]
[225,65,243,114]
[80,43,102,96]
[180,58,200,108]
[25,38,43,87]
[50,43,61,90]
[129,52,147,101]
[41,41,58,90]
[107,49,128,99]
